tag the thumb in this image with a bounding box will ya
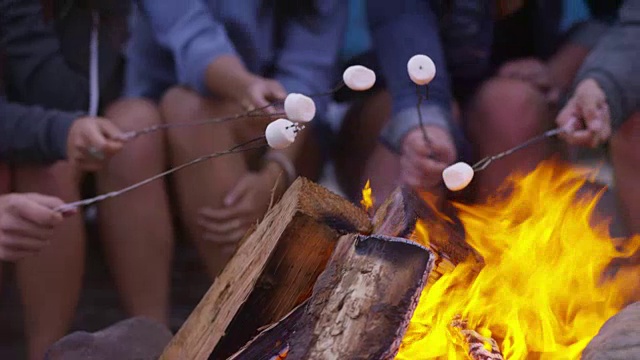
[224,177,251,206]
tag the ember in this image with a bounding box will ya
[398,160,640,359]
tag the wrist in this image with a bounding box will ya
[205,55,256,99]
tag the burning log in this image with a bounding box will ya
[451,316,504,360]
[372,186,481,286]
[229,234,434,360]
[160,178,371,360]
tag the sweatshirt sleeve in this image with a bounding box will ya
[573,0,640,130]
[136,0,238,95]
[0,0,89,111]
[272,0,347,118]
[0,97,78,164]
[367,0,453,153]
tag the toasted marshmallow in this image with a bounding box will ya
[266,119,297,149]
[284,93,316,123]
[343,65,376,91]
[407,54,436,86]
[442,162,474,191]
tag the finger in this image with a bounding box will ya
[266,81,287,101]
[2,215,54,240]
[83,123,109,152]
[13,197,63,227]
[22,193,65,210]
[248,88,271,110]
[199,206,248,223]
[565,129,595,147]
[223,178,251,207]
[2,235,50,251]
[197,216,247,236]
[203,227,248,244]
[99,120,125,141]
[0,246,37,262]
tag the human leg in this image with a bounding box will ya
[96,98,174,324]
[13,162,84,360]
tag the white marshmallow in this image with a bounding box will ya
[442,162,474,191]
[265,119,297,149]
[343,65,376,91]
[407,54,436,86]
[284,93,316,123]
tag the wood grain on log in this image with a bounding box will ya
[229,234,434,360]
[160,178,371,360]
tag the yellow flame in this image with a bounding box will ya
[397,160,640,359]
[361,179,374,212]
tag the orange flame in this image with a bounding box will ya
[361,179,375,213]
[397,160,640,359]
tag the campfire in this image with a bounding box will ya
[399,160,640,359]
[158,160,640,360]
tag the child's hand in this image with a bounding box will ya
[0,193,71,261]
[66,116,125,171]
[232,76,287,113]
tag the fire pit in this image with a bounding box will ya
[158,160,640,360]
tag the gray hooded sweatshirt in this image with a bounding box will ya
[574,0,640,130]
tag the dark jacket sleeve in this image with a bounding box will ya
[0,97,77,163]
[573,0,640,130]
[0,0,89,111]
[367,0,453,153]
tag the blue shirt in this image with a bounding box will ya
[367,0,493,153]
[125,0,347,117]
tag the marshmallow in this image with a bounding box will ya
[442,162,474,191]
[343,65,376,91]
[284,93,316,123]
[265,119,298,149]
[407,54,436,86]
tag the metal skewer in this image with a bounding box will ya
[472,127,566,172]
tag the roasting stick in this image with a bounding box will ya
[54,137,267,213]
[54,117,308,213]
[442,127,567,192]
[408,54,437,151]
[117,82,349,141]
[54,65,379,212]
[471,127,566,172]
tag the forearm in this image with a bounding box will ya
[204,55,257,100]
[547,43,591,91]
[0,100,77,163]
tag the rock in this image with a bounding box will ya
[582,302,640,360]
[45,317,172,360]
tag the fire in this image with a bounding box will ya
[361,179,375,213]
[397,160,640,359]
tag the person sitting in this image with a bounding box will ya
[556,0,640,235]
[122,0,347,282]
[465,0,622,200]
[0,0,138,356]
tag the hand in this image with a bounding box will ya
[400,125,457,190]
[0,193,74,261]
[197,165,286,244]
[498,58,560,103]
[556,78,611,147]
[67,116,125,171]
[231,76,287,114]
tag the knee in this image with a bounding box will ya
[611,113,640,163]
[159,86,238,122]
[469,77,548,140]
[105,98,162,131]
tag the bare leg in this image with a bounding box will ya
[14,162,84,360]
[334,90,393,202]
[611,113,640,235]
[160,87,250,279]
[96,98,173,324]
[466,77,555,200]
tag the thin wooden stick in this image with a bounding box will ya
[55,137,267,212]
